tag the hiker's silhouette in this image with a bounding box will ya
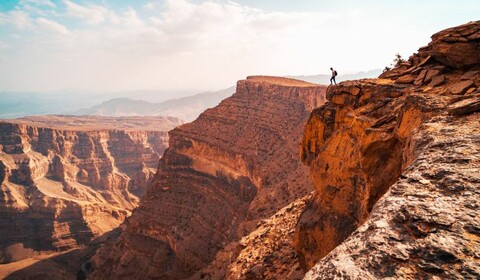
[330,67,337,85]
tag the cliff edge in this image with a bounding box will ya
[88,77,326,279]
[297,21,480,279]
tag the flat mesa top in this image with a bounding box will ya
[0,115,183,132]
[246,75,321,87]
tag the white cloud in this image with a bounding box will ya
[63,0,116,25]
[36,17,69,34]
[0,0,340,92]
[0,10,67,35]
[143,0,334,54]
[143,2,158,11]
[3,0,466,93]
[19,0,56,8]
[0,40,9,50]
[0,10,32,29]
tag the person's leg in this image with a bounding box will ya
[330,77,333,84]
[333,77,336,85]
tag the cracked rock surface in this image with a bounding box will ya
[300,21,480,279]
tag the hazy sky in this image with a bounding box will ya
[0,0,478,93]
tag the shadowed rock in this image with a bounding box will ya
[88,77,326,279]
[298,21,480,279]
[0,116,181,263]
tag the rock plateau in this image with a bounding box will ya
[88,77,326,279]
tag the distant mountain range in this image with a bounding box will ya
[74,87,235,122]
[0,92,88,119]
[289,69,382,84]
[0,89,195,119]
[0,70,381,121]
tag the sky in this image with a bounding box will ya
[0,0,479,94]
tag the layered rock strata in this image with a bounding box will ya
[89,76,326,279]
[0,116,181,263]
[221,194,312,280]
[297,21,480,278]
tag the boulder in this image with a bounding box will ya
[414,69,428,85]
[427,21,480,68]
[448,80,474,94]
[396,74,416,84]
[424,69,441,83]
[448,97,480,115]
[460,71,479,80]
[429,75,446,87]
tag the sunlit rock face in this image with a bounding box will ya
[87,21,480,280]
[297,21,480,279]
[0,116,181,263]
[88,76,326,279]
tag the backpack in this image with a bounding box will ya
[334,70,338,76]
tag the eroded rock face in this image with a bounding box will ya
[427,21,480,68]
[305,115,480,279]
[225,194,312,280]
[88,76,326,279]
[0,116,181,263]
[295,79,432,269]
[297,21,480,278]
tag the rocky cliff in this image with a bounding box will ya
[297,21,480,278]
[0,115,181,263]
[88,76,326,279]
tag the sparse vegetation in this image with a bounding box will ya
[384,53,406,72]
[393,53,406,67]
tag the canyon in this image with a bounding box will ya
[0,115,182,264]
[88,76,327,279]
[1,21,479,280]
[89,21,480,279]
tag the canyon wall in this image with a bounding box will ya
[89,77,326,279]
[297,21,480,278]
[0,116,181,263]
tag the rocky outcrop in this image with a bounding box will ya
[297,21,480,278]
[88,76,326,279]
[226,194,312,280]
[0,116,181,263]
[188,193,312,280]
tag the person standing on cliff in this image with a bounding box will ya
[330,67,337,85]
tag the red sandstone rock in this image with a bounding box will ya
[0,116,180,263]
[88,77,326,279]
[448,80,474,94]
[298,21,480,279]
[448,96,480,115]
[83,21,480,280]
[427,21,480,68]
[428,74,446,87]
